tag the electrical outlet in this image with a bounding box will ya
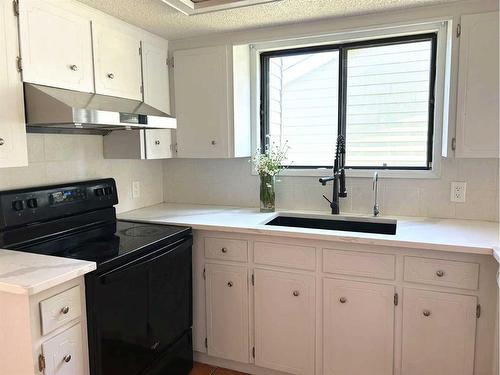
[132,181,141,199]
[450,182,466,203]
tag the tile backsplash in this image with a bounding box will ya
[0,134,164,213]
[163,157,499,221]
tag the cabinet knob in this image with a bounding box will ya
[69,64,78,71]
[221,247,228,253]
[0,138,4,146]
[107,73,115,79]
[436,270,445,277]
[211,140,216,145]
[423,310,431,317]
[339,297,347,304]
[154,140,161,145]
[63,354,72,363]
[61,306,70,314]
[292,290,300,297]
[227,281,233,288]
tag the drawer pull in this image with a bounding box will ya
[154,140,160,145]
[339,297,347,304]
[0,138,4,146]
[292,290,300,297]
[63,354,72,363]
[227,281,233,288]
[436,270,445,277]
[221,247,228,253]
[423,310,431,317]
[61,306,70,314]
[69,64,78,71]
[107,73,115,79]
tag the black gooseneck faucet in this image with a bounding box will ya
[319,135,347,214]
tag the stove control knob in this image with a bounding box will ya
[94,188,104,197]
[12,200,24,211]
[27,198,38,209]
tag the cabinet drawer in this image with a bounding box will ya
[404,256,479,290]
[254,242,315,271]
[40,286,82,336]
[323,249,395,280]
[42,323,85,375]
[205,237,248,262]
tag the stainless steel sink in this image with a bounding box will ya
[264,214,397,235]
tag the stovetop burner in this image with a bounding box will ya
[121,225,166,237]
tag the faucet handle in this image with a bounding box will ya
[322,195,332,204]
[373,171,379,190]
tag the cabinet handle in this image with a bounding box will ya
[154,140,160,145]
[292,290,300,297]
[423,310,431,317]
[63,354,72,363]
[0,138,4,146]
[436,270,445,277]
[61,306,70,314]
[211,140,216,145]
[69,64,78,71]
[227,281,233,287]
[107,73,115,79]
[339,297,347,304]
[221,247,228,253]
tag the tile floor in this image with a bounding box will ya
[189,362,249,375]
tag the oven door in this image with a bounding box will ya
[87,237,193,375]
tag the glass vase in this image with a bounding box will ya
[260,174,276,212]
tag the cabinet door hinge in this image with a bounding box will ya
[38,354,46,372]
[451,137,456,151]
[16,56,22,73]
[167,57,174,68]
[203,268,206,280]
[456,23,461,37]
[205,337,208,348]
[13,0,19,16]
[252,346,255,358]
[476,304,481,318]
[394,293,399,306]
[251,273,254,286]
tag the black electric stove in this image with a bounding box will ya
[0,179,193,375]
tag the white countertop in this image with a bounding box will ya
[0,249,96,296]
[119,203,499,256]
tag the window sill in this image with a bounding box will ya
[253,167,441,179]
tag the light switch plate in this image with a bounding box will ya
[450,182,466,203]
[132,181,141,199]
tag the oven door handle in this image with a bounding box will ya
[99,236,192,285]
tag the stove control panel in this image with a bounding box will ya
[0,178,118,229]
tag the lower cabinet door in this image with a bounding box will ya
[41,323,84,375]
[254,269,315,375]
[401,288,477,375]
[205,263,249,363]
[323,279,395,375]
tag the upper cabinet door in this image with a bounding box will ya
[142,41,170,114]
[0,0,27,168]
[455,11,499,158]
[18,0,93,92]
[174,46,231,158]
[92,23,142,100]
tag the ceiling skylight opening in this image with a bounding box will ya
[161,0,281,15]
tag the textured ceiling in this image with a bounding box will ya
[77,0,459,41]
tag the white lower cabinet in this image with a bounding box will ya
[205,263,249,363]
[401,288,477,375]
[41,323,84,375]
[323,278,395,375]
[254,269,315,375]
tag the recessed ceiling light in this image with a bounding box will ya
[161,0,281,15]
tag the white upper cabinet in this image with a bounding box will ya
[142,41,170,114]
[455,11,499,158]
[18,0,94,93]
[0,0,27,168]
[173,45,251,158]
[103,129,174,160]
[92,23,143,100]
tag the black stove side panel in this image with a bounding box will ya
[0,178,118,230]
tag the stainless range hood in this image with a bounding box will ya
[24,83,177,135]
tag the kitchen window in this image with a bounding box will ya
[260,33,438,170]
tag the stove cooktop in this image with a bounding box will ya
[8,220,191,266]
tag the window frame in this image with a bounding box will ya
[259,33,438,171]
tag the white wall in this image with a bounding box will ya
[0,134,164,213]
